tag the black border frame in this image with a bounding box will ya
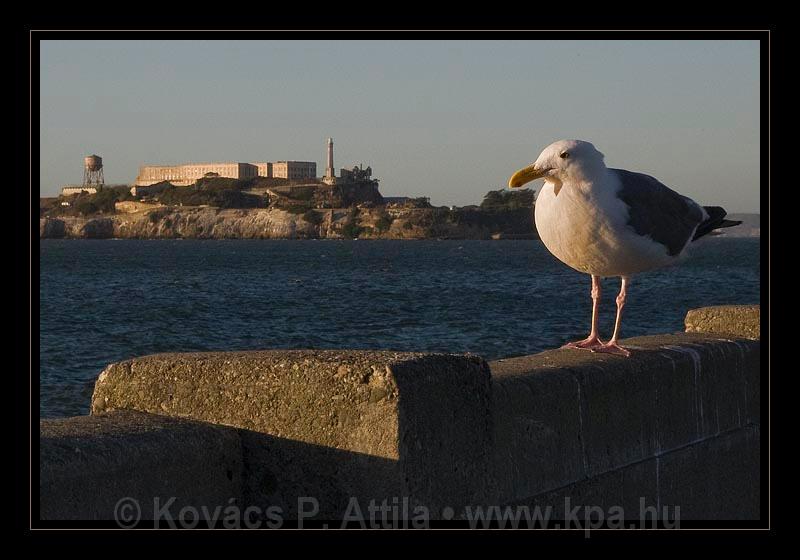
[19,24,773,543]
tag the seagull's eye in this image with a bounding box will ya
[560,151,570,159]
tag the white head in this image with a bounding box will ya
[508,139,606,189]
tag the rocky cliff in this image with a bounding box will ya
[39,205,537,240]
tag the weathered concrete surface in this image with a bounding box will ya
[91,350,493,517]
[491,366,585,507]
[515,458,659,520]
[237,431,400,519]
[659,425,760,520]
[515,427,760,521]
[39,306,758,521]
[489,332,760,511]
[40,411,242,520]
[685,305,760,340]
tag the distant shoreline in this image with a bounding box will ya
[38,235,758,242]
[39,205,539,241]
[39,204,759,241]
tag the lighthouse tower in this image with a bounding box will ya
[325,138,335,178]
[323,137,336,185]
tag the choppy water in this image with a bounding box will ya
[39,238,760,418]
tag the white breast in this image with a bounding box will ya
[534,177,677,277]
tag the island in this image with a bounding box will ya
[39,175,538,240]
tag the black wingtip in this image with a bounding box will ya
[693,207,741,241]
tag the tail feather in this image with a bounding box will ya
[692,206,742,240]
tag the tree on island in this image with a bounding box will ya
[480,188,535,211]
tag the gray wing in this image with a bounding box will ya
[612,168,705,256]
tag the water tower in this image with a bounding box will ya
[83,154,105,188]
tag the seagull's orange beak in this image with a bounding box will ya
[508,165,549,189]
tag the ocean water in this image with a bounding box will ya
[39,238,760,418]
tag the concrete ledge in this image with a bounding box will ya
[39,306,760,521]
[685,305,760,339]
[512,426,760,520]
[40,411,242,520]
[658,425,760,520]
[90,350,493,517]
[489,332,760,506]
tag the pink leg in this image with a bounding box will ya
[593,276,631,357]
[563,275,605,350]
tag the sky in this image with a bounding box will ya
[39,39,761,212]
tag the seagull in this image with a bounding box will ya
[508,139,741,356]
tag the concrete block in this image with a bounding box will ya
[491,365,585,503]
[685,305,760,340]
[45,331,757,521]
[740,340,761,426]
[517,459,659,521]
[658,426,761,520]
[488,333,760,502]
[91,350,493,517]
[655,337,750,442]
[237,430,401,520]
[40,411,242,521]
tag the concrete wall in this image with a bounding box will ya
[491,332,760,519]
[685,304,760,340]
[40,411,242,520]
[89,350,494,518]
[40,306,761,522]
